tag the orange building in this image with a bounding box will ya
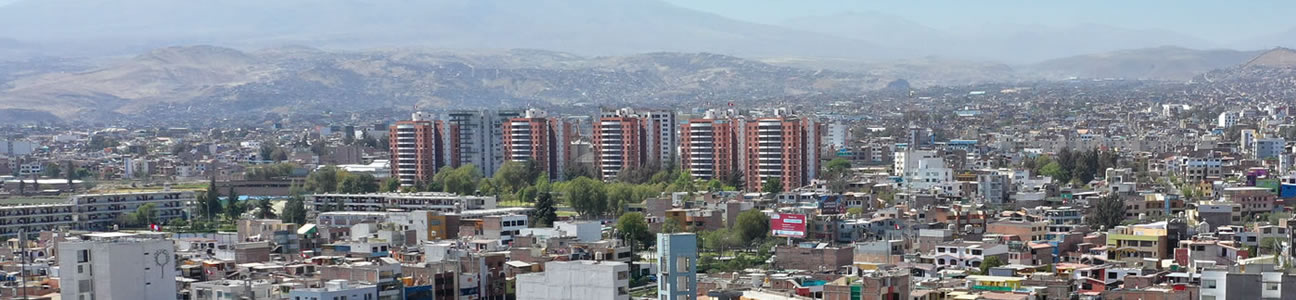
[744,110,822,192]
[390,113,447,187]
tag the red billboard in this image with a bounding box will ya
[771,213,807,238]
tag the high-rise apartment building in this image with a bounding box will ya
[743,109,820,192]
[60,234,178,300]
[680,109,739,181]
[447,110,520,177]
[390,113,447,188]
[594,108,677,180]
[502,109,575,180]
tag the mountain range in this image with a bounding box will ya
[0,46,885,121]
[0,0,1294,123]
[2,45,1291,124]
[0,0,1293,62]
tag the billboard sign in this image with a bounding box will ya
[771,213,807,238]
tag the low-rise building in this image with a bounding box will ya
[516,260,630,300]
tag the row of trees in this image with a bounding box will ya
[614,209,773,257]
[1028,148,1120,185]
[304,166,379,194]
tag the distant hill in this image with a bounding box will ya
[0,0,898,59]
[1025,46,1262,80]
[1242,47,1296,68]
[779,12,1218,63]
[0,46,883,121]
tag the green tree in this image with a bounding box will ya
[87,135,119,149]
[381,177,401,192]
[494,160,540,193]
[616,212,652,254]
[824,158,852,179]
[735,210,770,245]
[306,166,341,193]
[846,207,865,217]
[280,195,308,224]
[565,177,607,217]
[1088,194,1127,230]
[436,165,481,195]
[979,256,1006,275]
[1039,162,1066,182]
[225,186,244,219]
[258,144,274,162]
[1261,237,1282,254]
[700,228,740,252]
[761,178,784,195]
[255,198,275,219]
[1055,148,1075,184]
[131,203,158,227]
[42,162,62,178]
[607,183,635,216]
[204,177,222,221]
[64,161,75,191]
[706,179,725,193]
[270,148,289,162]
[338,172,379,194]
[530,190,559,227]
[661,218,684,233]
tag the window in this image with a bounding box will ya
[77,250,91,263]
[1204,280,1216,289]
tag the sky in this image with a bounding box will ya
[663,0,1294,44]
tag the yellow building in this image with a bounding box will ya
[966,275,1026,292]
[1106,223,1169,262]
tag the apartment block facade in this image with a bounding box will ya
[502,109,576,180]
[680,110,740,181]
[390,113,447,187]
[743,111,821,192]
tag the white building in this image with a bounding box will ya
[74,191,194,230]
[1240,129,1258,154]
[335,160,392,179]
[308,192,495,213]
[1217,111,1240,128]
[555,221,602,242]
[824,122,849,150]
[516,260,630,300]
[448,110,520,177]
[59,234,177,300]
[895,150,954,194]
[977,170,1011,204]
[289,280,378,300]
[191,279,276,300]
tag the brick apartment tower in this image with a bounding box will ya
[390,112,447,188]
[680,109,739,181]
[595,112,646,180]
[594,108,677,180]
[501,109,574,180]
[743,110,821,192]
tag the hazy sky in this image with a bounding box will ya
[663,0,1294,43]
